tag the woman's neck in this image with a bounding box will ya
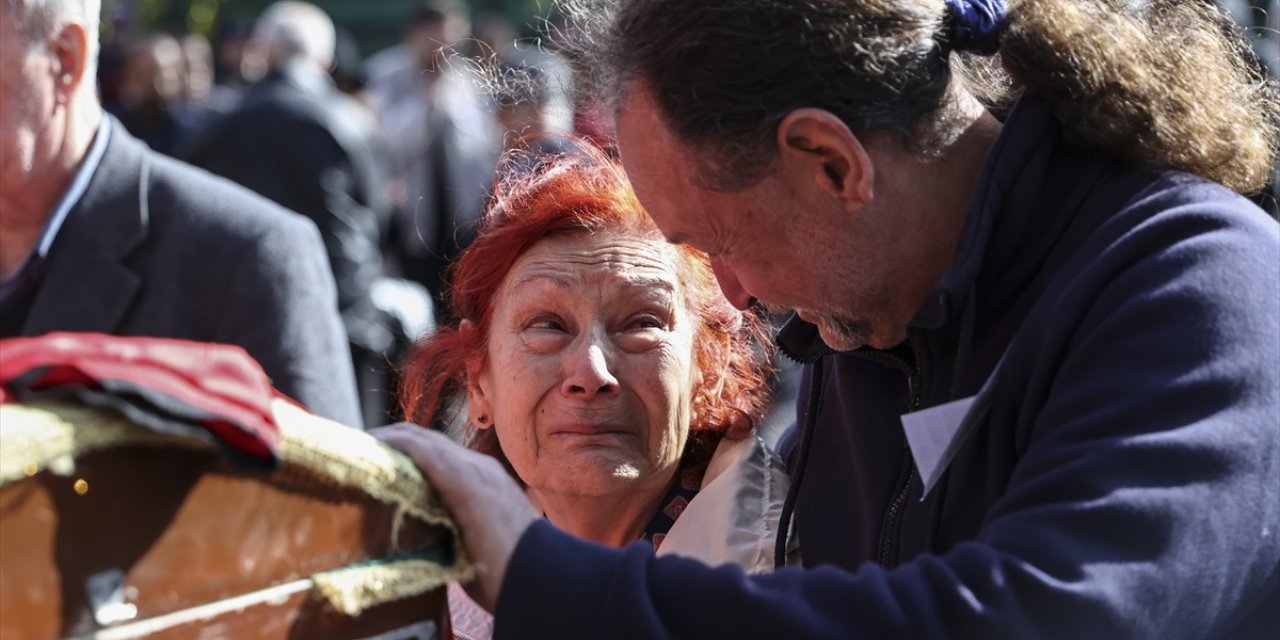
[530,477,674,547]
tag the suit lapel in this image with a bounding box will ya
[23,120,149,336]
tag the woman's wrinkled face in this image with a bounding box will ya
[468,231,698,501]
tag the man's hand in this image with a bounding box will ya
[372,423,539,611]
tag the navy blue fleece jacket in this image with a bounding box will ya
[492,98,1280,638]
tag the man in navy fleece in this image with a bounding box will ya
[378,0,1280,637]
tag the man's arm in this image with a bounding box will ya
[381,202,1280,638]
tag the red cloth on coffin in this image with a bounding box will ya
[0,332,282,468]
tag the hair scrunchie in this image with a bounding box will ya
[944,0,1008,55]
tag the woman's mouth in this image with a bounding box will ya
[550,423,632,438]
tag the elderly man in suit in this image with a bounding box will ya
[0,0,361,427]
[183,1,395,427]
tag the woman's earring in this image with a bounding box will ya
[476,414,489,425]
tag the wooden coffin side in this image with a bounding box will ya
[0,402,460,639]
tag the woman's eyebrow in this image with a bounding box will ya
[611,276,677,295]
[508,272,576,291]
[509,271,677,295]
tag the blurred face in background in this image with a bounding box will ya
[406,12,468,72]
[467,231,698,505]
[497,101,544,145]
[119,35,185,106]
[181,34,214,103]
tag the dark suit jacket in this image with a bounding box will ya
[17,118,362,427]
[183,65,390,354]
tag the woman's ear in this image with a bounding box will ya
[461,320,493,430]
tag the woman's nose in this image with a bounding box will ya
[561,337,620,398]
[709,256,756,310]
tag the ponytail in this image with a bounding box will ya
[998,0,1279,194]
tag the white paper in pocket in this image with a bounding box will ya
[901,395,978,498]
[900,359,1002,498]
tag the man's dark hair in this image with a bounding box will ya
[571,0,958,190]
[563,0,1279,196]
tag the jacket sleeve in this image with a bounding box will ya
[492,200,1280,638]
[212,214,363,428]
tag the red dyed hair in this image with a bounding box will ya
[399,144,773,461]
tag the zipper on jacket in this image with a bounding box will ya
[778,342,834,365]
[877,452,915,567]
[875,344,922,568]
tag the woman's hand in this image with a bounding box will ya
[372,423,538,612]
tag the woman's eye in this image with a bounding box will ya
[626,314,666,331]
[528,317,566,332]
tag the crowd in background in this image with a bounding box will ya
[90,0,589,428]
[83,0,1277,430]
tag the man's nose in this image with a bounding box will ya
[710,256,756,310]
[561,334,620,398]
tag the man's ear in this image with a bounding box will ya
[775,108,875,209]
[461,320,493,429]
[50,20,90,102]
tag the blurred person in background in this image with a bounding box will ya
[471,11,517,58]
[179,32,213,106]
[183,0,408,428]
[329,25,368,98]
[364,0,500,320]
[178,31,240,124]
[109,32,192,156]
[211,18,254,89]
[184,1,399,430]
[0,0,360,426]
[489,49,579,178]
[92,0,142,113]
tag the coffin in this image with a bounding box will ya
[0,399,468,639]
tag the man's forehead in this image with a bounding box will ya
[616,86,680,161]
[614,88,701,237]
[625,92,665,125]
